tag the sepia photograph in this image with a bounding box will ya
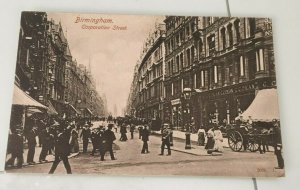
[5,11,284,177]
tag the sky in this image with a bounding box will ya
[47,12,164,116]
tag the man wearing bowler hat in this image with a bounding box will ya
[101,124,116,161]
[49,123,72,174]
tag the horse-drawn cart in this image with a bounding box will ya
[226,89,279,152]
[226,124,274,152]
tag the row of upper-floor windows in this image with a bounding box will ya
[140,44,164,76]
[165,18,256,57]
[165,23,195,55]
[166,16,217,32]
[165,49,267,98]
[166,46,195,76]
[138,81,164,103]
[139,63,163,92]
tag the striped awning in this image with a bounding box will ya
[12,84,47,109]
[236,88,280,122]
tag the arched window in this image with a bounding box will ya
[249,18,256,37]
[198,38,203,54]
[207,34,215,55]
[221,28,226,50]
[227,23,233,47]
[186,49,191,66]
[180,53,184,70]
[234,19,240,42]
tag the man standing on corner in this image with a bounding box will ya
[25,121,38,165]
[159,124,171,156]
[273,119,284,169]
[130,124,135,139]
[141,125,150,154]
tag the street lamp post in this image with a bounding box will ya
[183,88,192,149]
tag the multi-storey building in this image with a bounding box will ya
[134,24,166,120]
[163,16,198,129]
[47,19,71,116]
[16,12,49,105]
[127,16,276,130]
[14,11,107,119]
[190,17,275,129]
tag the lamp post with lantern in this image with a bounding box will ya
[182,88,192,149]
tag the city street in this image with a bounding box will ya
[7,124,284,177]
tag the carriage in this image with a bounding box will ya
[225,89,279,152]
[226,124,275,152]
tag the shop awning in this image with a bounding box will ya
[236,88,280,122]
[12,84,47,109]
[48,101,58,115]
[69,104,81,115]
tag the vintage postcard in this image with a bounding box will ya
[5,11,284,177]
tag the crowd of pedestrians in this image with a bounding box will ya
[5,113,284,173]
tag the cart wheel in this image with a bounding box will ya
[248,137,259,152]
[228,131,243,152]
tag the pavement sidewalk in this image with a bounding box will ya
[152,130,224,156]
[152,130,275,155]
[153,130,230,146]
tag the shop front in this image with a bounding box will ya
[171,98,182,130]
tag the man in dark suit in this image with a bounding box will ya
[90,128,100,156]
[39,125,53,162]
[101,124,116,161]
[49,123,72,174]
[159,124,171,156]
[6,127,24,168]
[273,120,284,169]
[80,123,91,153]
[141,125,150,154]
[25,122,37,165]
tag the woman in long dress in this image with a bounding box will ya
[213,127,224,152]
[197,127,206,146]
[205,128,215,152]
